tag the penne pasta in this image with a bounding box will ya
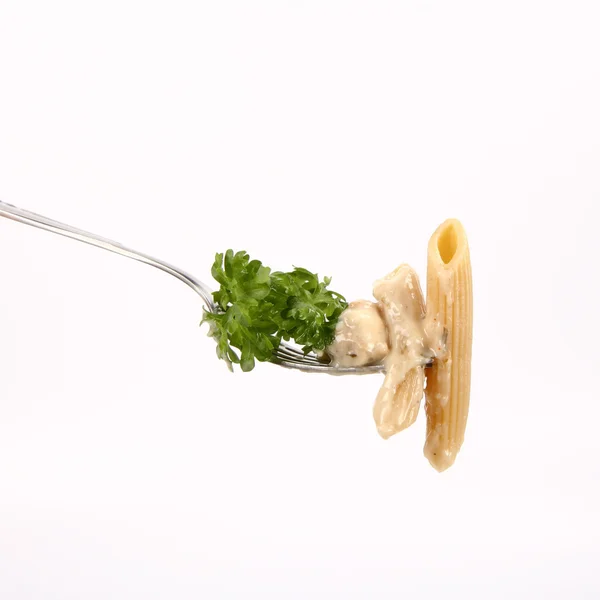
[424,219,473,472]
[372,264,428,439]
[374,366,424,439]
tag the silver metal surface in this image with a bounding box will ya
[0,200,385,374]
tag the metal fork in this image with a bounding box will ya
[0,201,385,374]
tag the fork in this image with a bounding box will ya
[0,200,385,374]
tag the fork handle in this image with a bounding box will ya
[0,200,214,307]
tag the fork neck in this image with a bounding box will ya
[0,200,215,309]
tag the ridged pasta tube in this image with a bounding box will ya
[424,219,473,472]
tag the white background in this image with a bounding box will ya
[1,1,599,598]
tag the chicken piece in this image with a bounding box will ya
[326,300,389,368]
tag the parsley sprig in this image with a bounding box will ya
[201,250,347,371]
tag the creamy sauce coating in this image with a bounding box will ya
[326,264,447,437]
[371,265,429,424]
[327,266,445,371]
[327,300,389,368]
[373,264,428,383]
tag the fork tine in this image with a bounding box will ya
[278,341,314,357]
[273,352,322,366]
[271,356,385,374]
[273,343,434,374]
[275,348,324,364]
[276,342,325,362]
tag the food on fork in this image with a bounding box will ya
[201,250,348,372]
[326,300,389,368]
[205,220,473,472]
[0,202,472,470]
[370,264,432,440]
[423,220,473,472]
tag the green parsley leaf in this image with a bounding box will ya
[201,251,347,371]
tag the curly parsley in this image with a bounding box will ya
[201,250,347,371]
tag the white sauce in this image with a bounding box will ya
[327,300,389,368]
[373,264,428,383]
[326,264,447,435]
